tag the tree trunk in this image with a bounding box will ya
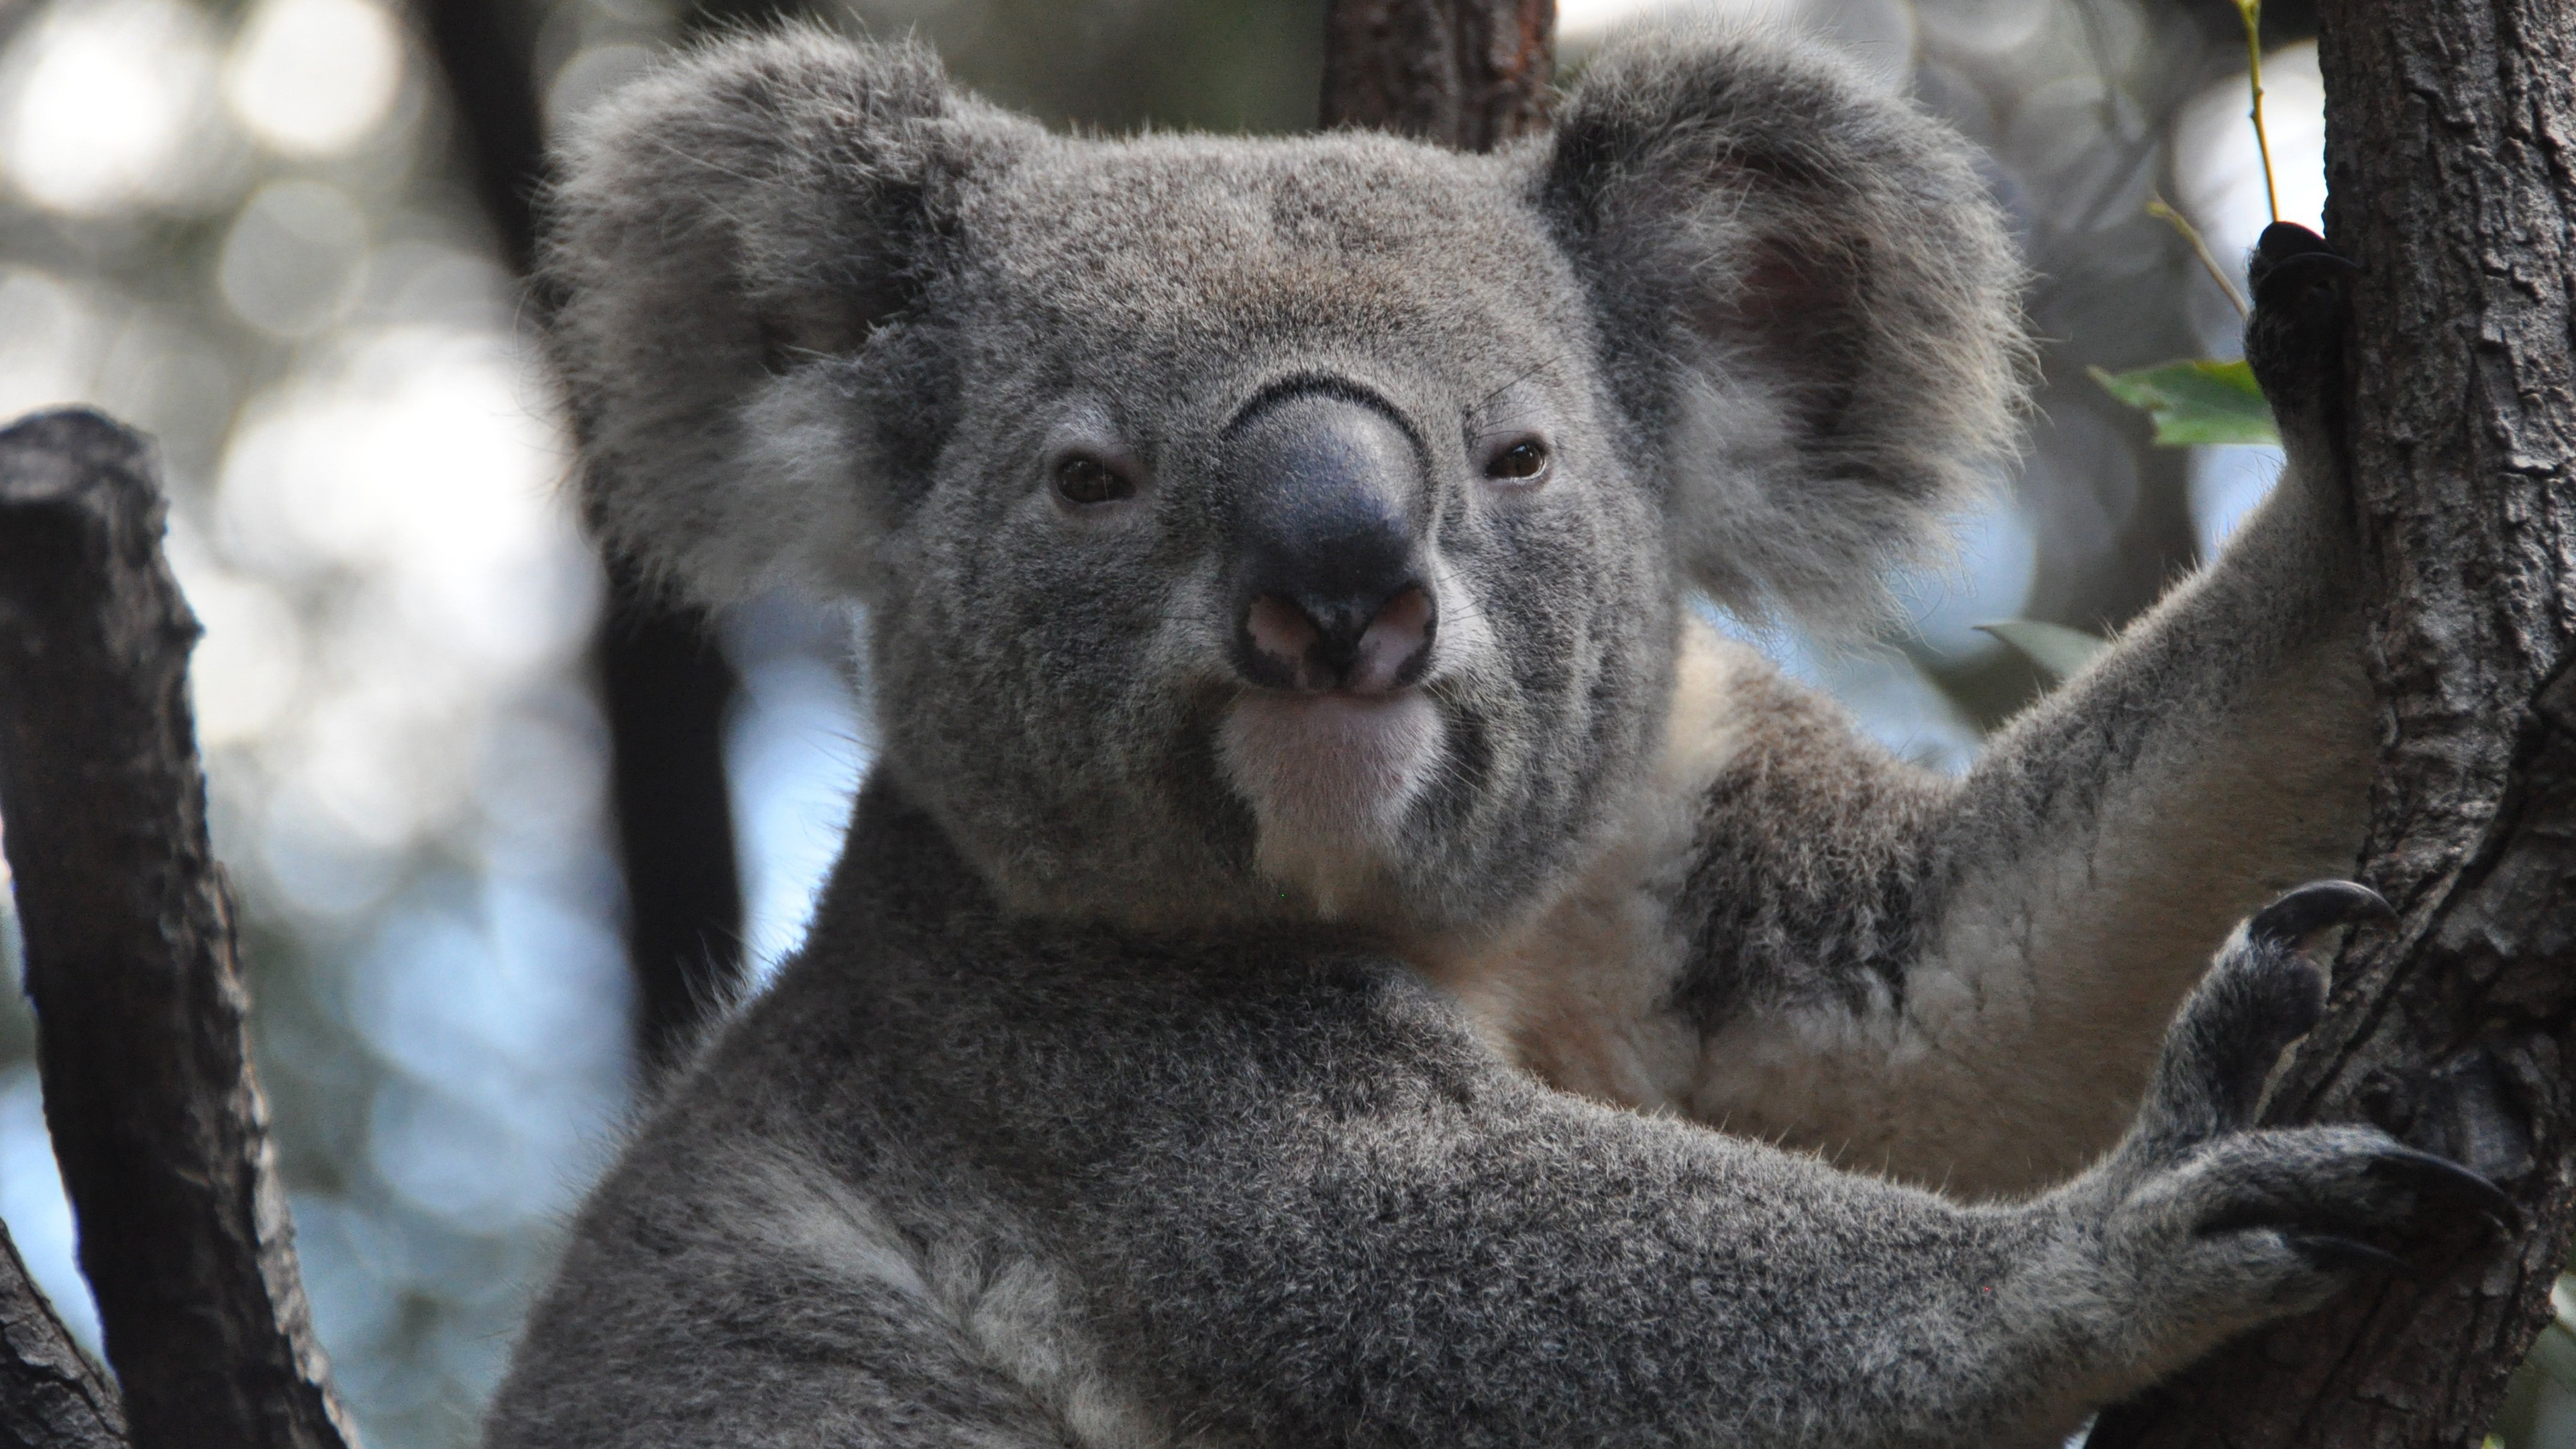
[2090,1,2576,1445]
[1320,0,1554,150]
[0,1222,123,1449]
[0,411,356,1449]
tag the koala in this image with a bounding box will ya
[487,19,2504,1448]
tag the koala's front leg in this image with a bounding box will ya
[1686,226,2381,1198]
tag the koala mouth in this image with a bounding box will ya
[1216,688,1446,917]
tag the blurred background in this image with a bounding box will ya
[0,0,2478,1444]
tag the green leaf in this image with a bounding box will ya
[1974,620,2110,684]
[2088,359,2281,447]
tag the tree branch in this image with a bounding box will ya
[0,1220,124,1449]
[2090,1,2576,1444]
[411,0,751,1075]
[1320,0,1554,151]
[0,409,356,1449]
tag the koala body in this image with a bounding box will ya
[490,21,2477,1448]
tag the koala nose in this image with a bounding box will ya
[1223,392,1438,695]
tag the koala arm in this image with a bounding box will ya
[1675,250,2371,1199]
[1515,29,2377,1197]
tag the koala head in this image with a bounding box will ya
[543,21,2023,936]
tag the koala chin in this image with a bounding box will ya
[489,17,2502,1449]
[1218,688,1443,915]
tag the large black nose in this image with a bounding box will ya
[1222,392,1438,695]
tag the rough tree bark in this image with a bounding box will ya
[2091,1,2576,1446]
[415,0,751,1075]
[0,1224,123,1449]
[1320,0,1553,149]
[0,410,356,1449]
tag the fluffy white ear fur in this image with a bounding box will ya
[1540,18,2031,631]
[540,30,1034,609]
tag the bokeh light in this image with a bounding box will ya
[2175,41,2327,269]
[0,0,234,215]
[225,0,409,158]
[219,181,373,337]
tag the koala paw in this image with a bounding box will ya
[2139,879,2390,1140]
[2074,883,2509,1353]
[2111,1122,2512,1336]
[2243,223,2357,431]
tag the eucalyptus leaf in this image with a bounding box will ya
[2088,359,2281,447]
[1974,619,2110,684]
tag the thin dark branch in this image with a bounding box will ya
[414,0,544,277]
[0,1219,125,1449]
[1320,0,1554,152]
[409,0,749,1075]
[0,409,356,1449]
[598,588,748,1073]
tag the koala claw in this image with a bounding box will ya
[2361,1145,2518,1231]
[2245,879,2394,953]
[2186,1137,2508,1244]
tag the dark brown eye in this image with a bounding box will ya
[1487,438,1550,482]
[1054,454,1132,504]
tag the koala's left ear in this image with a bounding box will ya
[1539,22,2029,627]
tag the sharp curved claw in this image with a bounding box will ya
[2289,1233,2412,1276]
[2365,1147,2520,1232]
[2247,880,2396,952]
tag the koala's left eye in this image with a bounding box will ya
[1486,438,1551,483]
[1055,455,1134,505]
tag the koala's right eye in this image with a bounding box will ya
[1054,455,1134,506]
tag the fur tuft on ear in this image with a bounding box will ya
[1540,19,2031,631]
[541,28,1034,608]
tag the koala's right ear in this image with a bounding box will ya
[541,29,1034,607]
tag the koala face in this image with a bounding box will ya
[545,24,2023,935]
[865,138,1674,929]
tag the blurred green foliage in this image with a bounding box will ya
[2091,358,2279,446]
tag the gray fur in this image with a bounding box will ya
[1541,30,2031,626]
[496,19,2449,1447]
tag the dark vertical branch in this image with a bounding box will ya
[1320,0,1554,151]
[2090,0,2576,1444]
[411,0,749,1074]
[415,0,544,276]
[0,409,356,1449]
[595,594,746,1069]
[0,1222,125,1449]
